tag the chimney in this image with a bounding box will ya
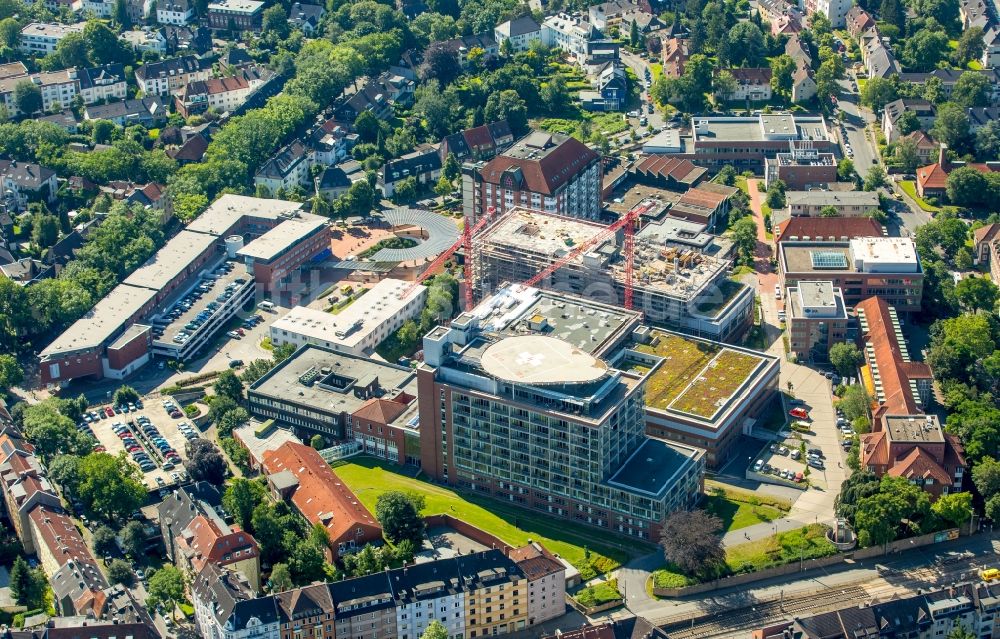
[939,142,948,169]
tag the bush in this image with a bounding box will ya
[651,566,694,588]
[183,404,200,418]
[574,579,622,607]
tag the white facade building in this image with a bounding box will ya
[494,16,542,52]
[541,13,594,59]
[801,0,853,27]
[18,22,86,55]
[157,0,194,24]
[396,590,465,639]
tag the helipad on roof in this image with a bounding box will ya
[479,335,609,385]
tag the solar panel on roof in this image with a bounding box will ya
[810,250,848,269]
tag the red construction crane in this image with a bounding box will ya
[523,209,640,310]
[398,208,497,309]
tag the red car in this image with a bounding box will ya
[104,406,115,418]
[127,446,142,453]
[789,407,809,420]
[93,445,106,452]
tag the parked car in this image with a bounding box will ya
[789,407,809,420]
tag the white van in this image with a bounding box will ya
[257,301,275,312]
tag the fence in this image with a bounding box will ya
[652,528,960,598]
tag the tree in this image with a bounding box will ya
[838,158,855,181]
[863,164,887,191]
[310,433,325,449]
[895,110,921,138]
[392,176,418,204]
[976,120,1000,159]
[224,478,267,532]
[765,179,786,209]
[421,621,449,639]
[112,385,140,406]
[289,536,327,585]
[731,217,757,266]
[107,559,135,586]
[0,353,22,395]
[13,81,42,116]
[829,342,863,377]
[880,0,904,30]
[819,205,839,217]
[949,627,978,639]
[214,369,244,403]
[541,75,571,115]
[895,136,921,174]
[184,439,226,484]
[659,510,725,576]
[860,76,898,112]
[724,22,765,67]
[32,213,58,248]
[713,70,738,103]
[770,55,796,100]
[262,4,289,37]
[147,565,187,613]
[76,452,146,523]
[92,524,117,556]
[216,405,248,437]
[932,491,973,527]
[0,17,19,50]
[353,111,382,144]
[9,557,43,608]
[946,166,989,206]
[484,90,528,136]
[112,0,130,27]
[375,491,426,545]
[973,456,1000,499]
[421,45,461,85]
[434,176,452,200]
[269,563,293,592]
[903,28,949,72]
[835,385,871,423]
[83,21,130,66]
[443,153,460,182]
[955,26,987,67]
[952,72,991,109]
[118,519,146,559]
[931,102,972,152]
[955,276,999,311]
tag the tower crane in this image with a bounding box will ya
[522,208,640,310]
[397,207,498,310]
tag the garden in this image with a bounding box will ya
[634,331,721,410]
[702,482,790,532]
[669,349,763,418]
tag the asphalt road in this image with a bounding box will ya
[836,74,877,176]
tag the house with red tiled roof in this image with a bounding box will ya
[916,144,999,198]
[902,130,938,166]
[439,120,514,163]
[860,414,965,499]
[774,216,883,244]
[175,513,261,590]
[716,68,772,101]
[662,37,688,78]
[262,442,383,559]
[856,296,933,417]
[628,156,707,191]
[27,505,110,616]
[350,393,420,466]
[846,6,875,38]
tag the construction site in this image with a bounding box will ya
[470,206,755,342]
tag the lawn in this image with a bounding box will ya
[538,112,628,142]
[898,180,940,212]
[669,349,764,418]
[574,579,622,608]
[650,566,695,589]
[331,457,643,580]
[649,62,663,80]
[703,481,790,532]
[726,524,836,573]
[634,331,721,410]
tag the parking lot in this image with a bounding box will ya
[83,398,202,492]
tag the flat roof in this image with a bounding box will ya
[151,258,249,348]
[480,335,609,386]
[693,114,829,142]
[798,281,837,307]
[607,437,702,498]
[232,422,301,464]
[884,414,944,444]
[850,237,919,267]
[781,243,855,273]
[108,324,150,351]
[787,191,880,207]
[271,278,426,351]
[40,284,157,357]
[626,329,774,421]
[236,213,327,261]
[788,282,848,320]
[249,344,418,416]
[123,230,218,291]
[480,208,608,258]
[185,194,302,237]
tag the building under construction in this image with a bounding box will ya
[473,207,754,342]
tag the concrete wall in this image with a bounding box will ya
[424,514,512,553]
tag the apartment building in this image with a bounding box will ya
[157,0,194,24]
[193,549,552,639]
[861,414,965,498]
[0,69,77,115]
[0,429,60,554]
[785,281,849,362]
[881,98,936,142]
[494,16,542,52]
[0,160,58,211]
[207,0,264,31]
[18,22,85,55]
[440,120,515,163]
[175,68,269,117]
[254,140,310,192]
[801,0,852,27]
[77,64,128,104]
[508,542,566,626]
[462,130,602,222]
[418,285,706,539]
[779,237,923,312]
[378,147,442,197]
[134,55,213,95]
[784,191,880,217]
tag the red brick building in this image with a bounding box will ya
[860,414,966,499]
[349,394,420,466]
[236,212,330,294]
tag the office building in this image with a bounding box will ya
[685,114,835,170]
[861,414,965,499]
[207,0,264,31]
[784,190,880,217]
[418,285,706,539]
[763,144,838,190]
[786,281,849,362]
[774,216,884,244]
[235,211,329,294]
[462,131,602,222]
[269,279,428,356]
[779,237,923,312]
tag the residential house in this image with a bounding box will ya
[509,542,567,627]
[377,146,442,197]
[288,2,325,35]
[254,140,311,194]
[772,14,802,34]
[588,0,654,31]
[0,430,60,554]
[974,222,1000,267]
[439,120,514,163]
[716,67,772,101]
[861,413,966,498]
[543,619,669,639]
[542,13,607,62]
[983,26,1000,68]
[175,514,261,591]
[801,0,851,28]
[37,109,80,132]
[18,22,85,55]
[135,55,213,95]
[916,146,1000,199]
[121,28,169,55]
[863,38,901,79]
[84,97,166,127]
[307,117,358,165]
[961,0,991,30]
[846,6,876,38]
[494,15,542,53]
[881,98,935,142]
[0,160,58,211]
[899,68,1000,103]
[77,64,127,104]
[580,60,628,111]
[662,37,689,78]
[79,0,114,17]
[99,181,168,214]
[207,0,264,31]
[175,67,270,117]
[785,34,811,70]
[967,106,1000,132]
[902,130,939,165]
[157,0,194,24]
[791,66,817,103]
[430,33,499,68]
[667,182,739,231]
[261,442,383,559]
[165,132,210,164]
[783,191,881,218]
[0,69,77,116]
[126,0,156,23]
[192,563,275,639]
[0,258,53,286]
[161,25,213,55]
[336,72,415,121]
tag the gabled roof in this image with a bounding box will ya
[496,15,541,37]
[974,222,1000,246]
[904,130,937,149]
[887,447,952,484]
[261,442,382,544]
[856,296,930,415]
[916,162,949,191]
